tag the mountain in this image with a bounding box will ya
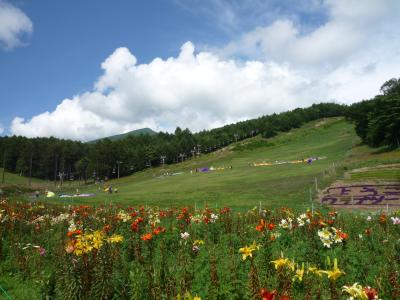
[88,128,157,143]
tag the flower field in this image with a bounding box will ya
[0,200,399,299]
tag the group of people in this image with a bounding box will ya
[190,165,233,173]
[103,186,118,194]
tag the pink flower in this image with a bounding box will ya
[34,245,46,256]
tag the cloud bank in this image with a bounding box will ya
[10,0,400,141]
[0,0,33,50]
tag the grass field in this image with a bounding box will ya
[0,168,47,187]
[7,117,400,210]
[41,118,357,209]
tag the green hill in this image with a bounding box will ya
[49,118,380,207]
[14,117,400,209]
[87,127,157,143]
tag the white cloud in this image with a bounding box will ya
[0,0,33,50]
[11,42,314,141]
[0,124,4,135]
[9,0,400,141]
[217,0,400,66]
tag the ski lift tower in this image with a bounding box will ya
[178,153,186,163]
[160,155,166,166]
[116,161,123,179]
[196,144,201,157]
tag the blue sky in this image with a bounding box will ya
[1,0,400,140]
[0,1,225,129]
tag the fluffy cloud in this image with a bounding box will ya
[11,43,314,141]
[218,0,400,66]
[0,0,33,50]
[9,0,400,141]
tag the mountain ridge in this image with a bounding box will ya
[87,127,157,143]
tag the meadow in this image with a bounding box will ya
[1,118,400,299]
[35,118,399,210]
[26,118,357,209]
[0,201,399,299]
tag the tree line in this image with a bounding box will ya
[0,103,346,183]
[346,78,400,149]
[1,76,398,183]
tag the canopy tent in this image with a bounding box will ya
[46,191,55,198]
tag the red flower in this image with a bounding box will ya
[130,217,144,232]
[67,229,82,237]
[363,286,378,300]
[153,226,166,235]
[129,211,138,218]
[103,224,111,233]
[268,223,276,231]
[337,230,349,240]
[256,219,266,232]
[220,207,231,214]
[260,288,276,300]
[328,211,337,217]
[141,233,153,241]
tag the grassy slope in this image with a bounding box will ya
[0,168,48,188]
[57,117,358,209]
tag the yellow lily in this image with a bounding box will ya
[293,263,305,282]
[321,258,345,281]
[239,241,260,261]
[107,234,124,244]
[271,252,294,270]
[308,266,325,277]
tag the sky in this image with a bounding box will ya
[1,0,399,141]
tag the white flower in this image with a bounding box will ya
[297,217,305,227]
[367,216,372,221]
[318,227,343,248]
[190,214,202,223]
[279,218,292,229]
[210,213,219,222]
[50,213,70,225]
[391,217,400,225]
[68,221,77,232]
[299,213,307,219]
[180,232,190,240]
[116,210,132,222]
